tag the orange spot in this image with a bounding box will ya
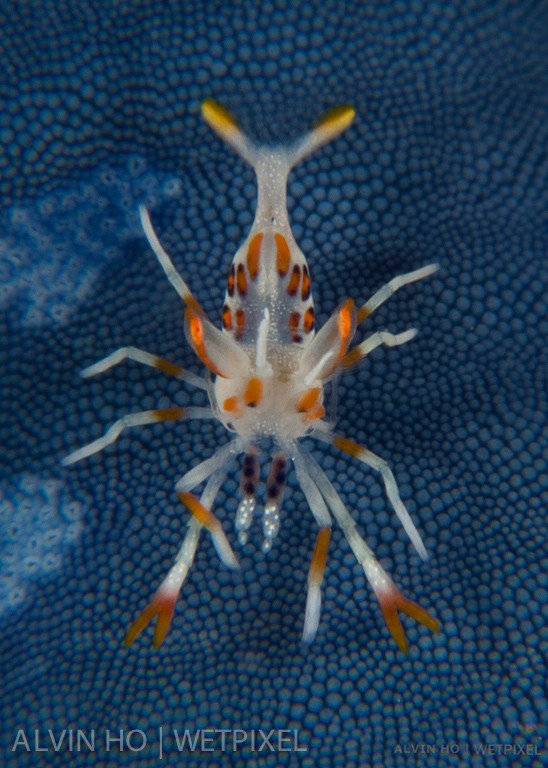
[236,263,248,296]
[247,233,263,279]
[303,307,315,333]
[333,434,362,459]
[289,311,301,331]
[227,265,235,297]
[152,408,185,422]
[223,396,240,414]
[337,299,354,344]
[378,588,440,653]
[287,264,301,296]
[124,593,175,649]
[177,491,220,532]
[235,308,246,341]
[308,527,331,584]
[222,304,233,330]
[301,266,311,301]
[188,312,203,346]
[297,388,324,421]
[244,377,263,407]
[154,358,184,377]
[332,298,356,364]
[275,233,290,277]
[185,308,224,376]
[296,387,321,413]
[305,404,325,421]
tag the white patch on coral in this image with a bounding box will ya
[0,475,85,614]
[0,154,180,328]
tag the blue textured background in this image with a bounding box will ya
[1,1,546,766]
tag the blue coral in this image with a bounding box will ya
[1,1,546,766]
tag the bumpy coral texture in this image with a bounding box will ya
[1,1,546,766]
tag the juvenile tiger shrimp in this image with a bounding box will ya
[63,99,440,651]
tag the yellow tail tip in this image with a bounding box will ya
[315,104,356,134]
[202,98,239,134]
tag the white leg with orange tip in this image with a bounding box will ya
[125,439,241,647]
[61,407,213,466]
[79,345,207,390]
[304,449,439,651]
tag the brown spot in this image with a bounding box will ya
[341,347,361,367]
[244,377,263,407]
[247,233,263,280]
[266,453,287,502]
[291,334,303,344]
[356,306,371,324]
[177,491,220,532]
[301,266,311,301]
[152,407,185,421]
[333,435,362,458]
[235,308,246,340]
[303,307,315,333]
[275,233,290,277]
[184,294,205,315]
[309,527,331,584]
[287,264,301,296]
[227,264,235,297]
[241,451,260,496]
[222,304,233,330]
[236,263,248,297]
[289,311,300,332]
[154,358,184,377]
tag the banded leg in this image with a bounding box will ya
[62,406,213,466]
[293,445,332,642]
[314,432,428,560]
[177,491,239,570]
[124,517,202,648]
[305,528,331,643]
[125,440,240,647]
[79,345,207,391]
[342,328,418,368]
[356,263,439,325]
[305,450,439,652]
[175,438,243,493]
[175,438,243,569]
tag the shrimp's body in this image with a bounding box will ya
[63,100,439,651]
